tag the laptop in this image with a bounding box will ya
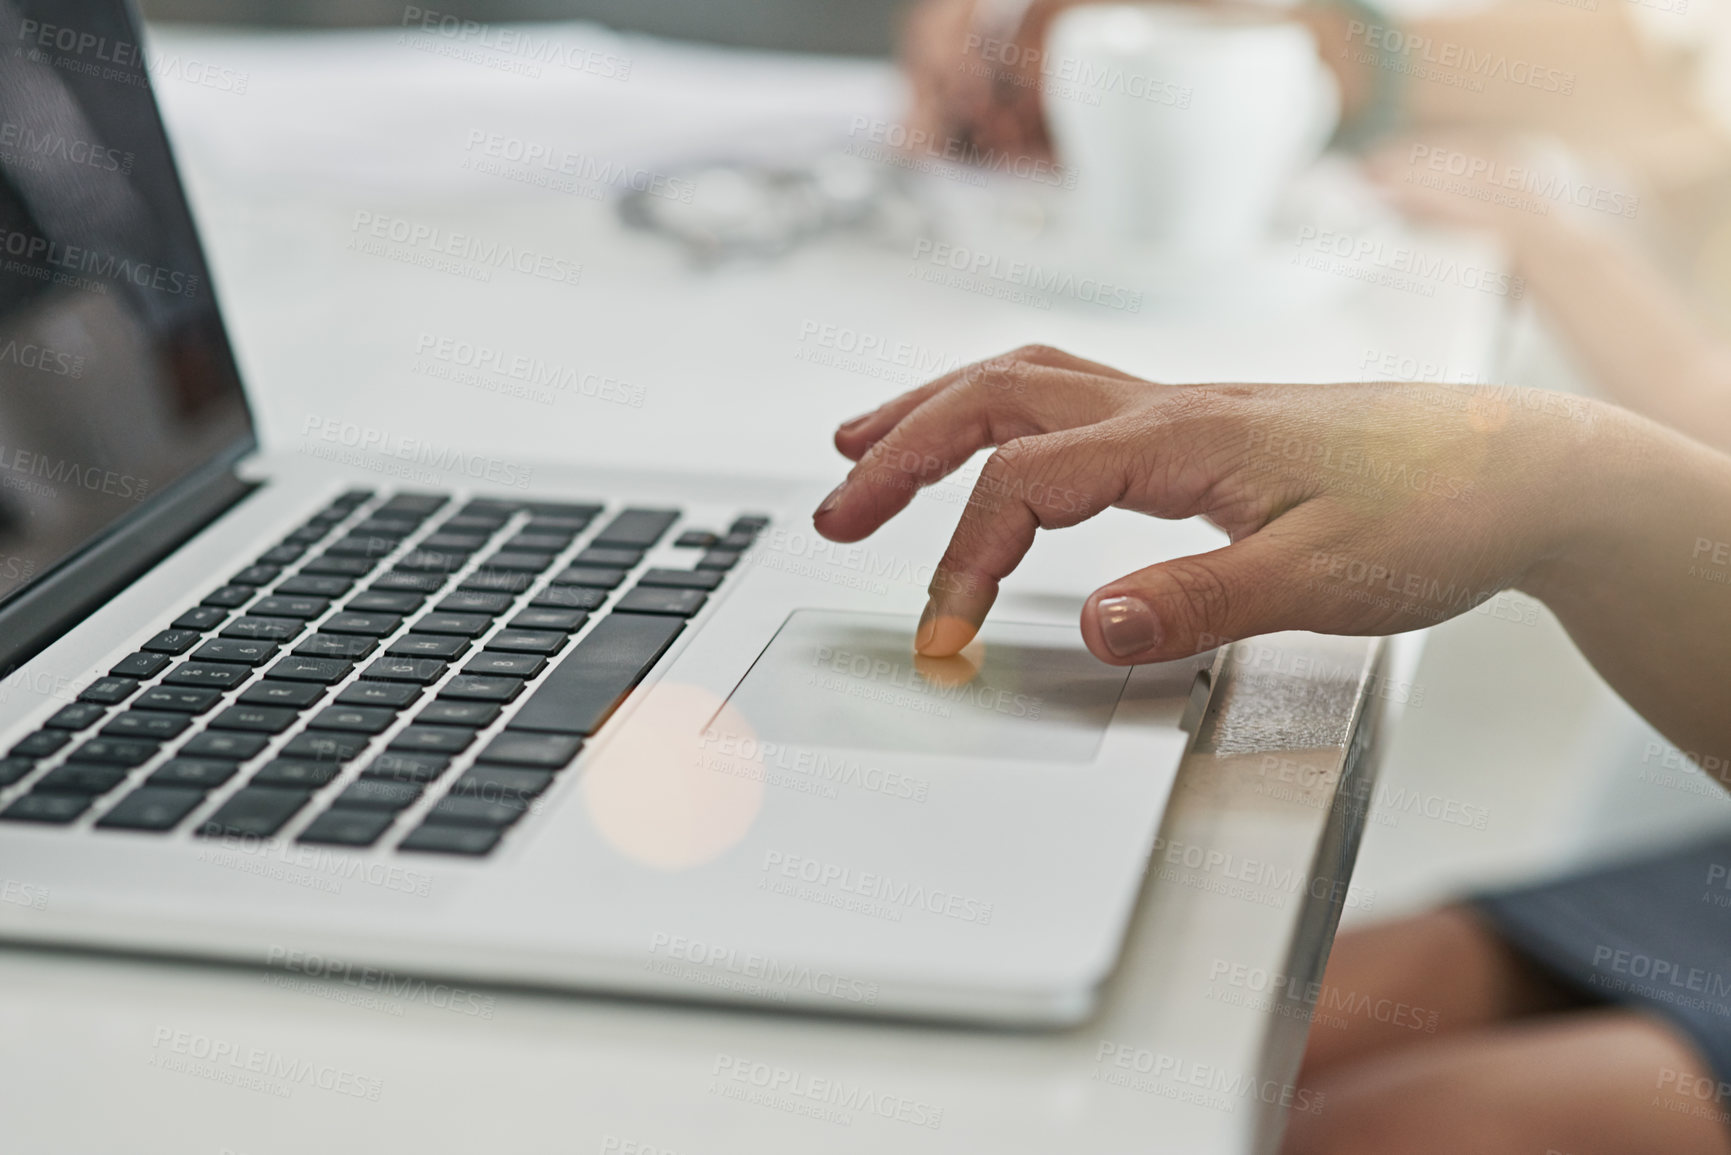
[0,0,1211,1026]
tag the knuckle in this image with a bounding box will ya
[1161,558,1235,638]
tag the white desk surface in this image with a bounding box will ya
[0,22,1496,1154]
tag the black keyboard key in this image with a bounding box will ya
[549,566,626,590]
[209,705,299,734]
[523,500,601,521]
[477,732,582,769]
[530,586,607,612]
[45,702,107,730]
[0,758,35,786]
[182,731,270,761]
[427,795,530,827]
[163,663,250,690]
[352,516,421,538]
[201,586,254,608]
[452,765,555,801]
[137,685,223,714]
[97,787,206,831]
[572,547,643,569]
[326,535,399,559]
[257,544,305,566]
[466,652,546,679]
[334,780,422,810]
[388,634,469,661]
[509,608,588,632]
[308,706,396,734]
[362,657,447,684]
[250,596,329,620]
[173,606,229,631]
[298,807,395,846]
[111,652,170,679]
[9,730,69,758]
[696,550,741,570]
[449,510,512,530]
[399,823,501,855]
[615,587,708,617]
[523,519,583,538]
[221,617,302,643]
[436,591,513,615]
[36,763,128,794]
[511,613,683,737]
[238,680,325,709]
[230,565,280,587]
[731,514,771,533]
[639,568,723,591]
[486,630,567,656]
[0,793,92,823]
[276,575,354,598]
[439,675,523,702]
[395,550,468,574]
[266,656,353,684]
[501,533,571,553]
[198,788,310,838]
[337,681,421,709]
[149,759,238,788]
[373,571,448,593]
[142,629,202,655]
[379,493,448,517]
[673,530,717,549]
[78,676,140,705]
[592,508,679,549]
[330,488,375,508]
[251,760,341,788]
[295,634,377,661]
[323,612,401,636]
[280,731,371,764]
[413,612,491,637]
[458,570,534,594]
[422,532,488,552]
[101,712,191,740]
[360,752,449,784]
[718,531,756,551]
[66,738,159,766]
[416,700,499,728]
[346,590,424,614]
[389,725,476,754]
[481,551,555,573]
[302,555,375,576]
[191,639,279,667]
[283,526,329,546]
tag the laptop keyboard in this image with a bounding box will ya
[0,489,767,857]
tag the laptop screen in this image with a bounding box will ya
[0,0,253,608]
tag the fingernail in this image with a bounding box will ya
[815,482,846,518]
[1097,596,1158,658]
[837,411,874,435]
[915,599,937,652]
[914,600,979,657]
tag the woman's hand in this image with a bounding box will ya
[811,345,1608,663]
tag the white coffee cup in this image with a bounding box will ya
[1043,3,1339,257]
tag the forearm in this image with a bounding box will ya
[1520,408,1731,770]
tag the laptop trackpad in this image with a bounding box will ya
[723,609,1131,763]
